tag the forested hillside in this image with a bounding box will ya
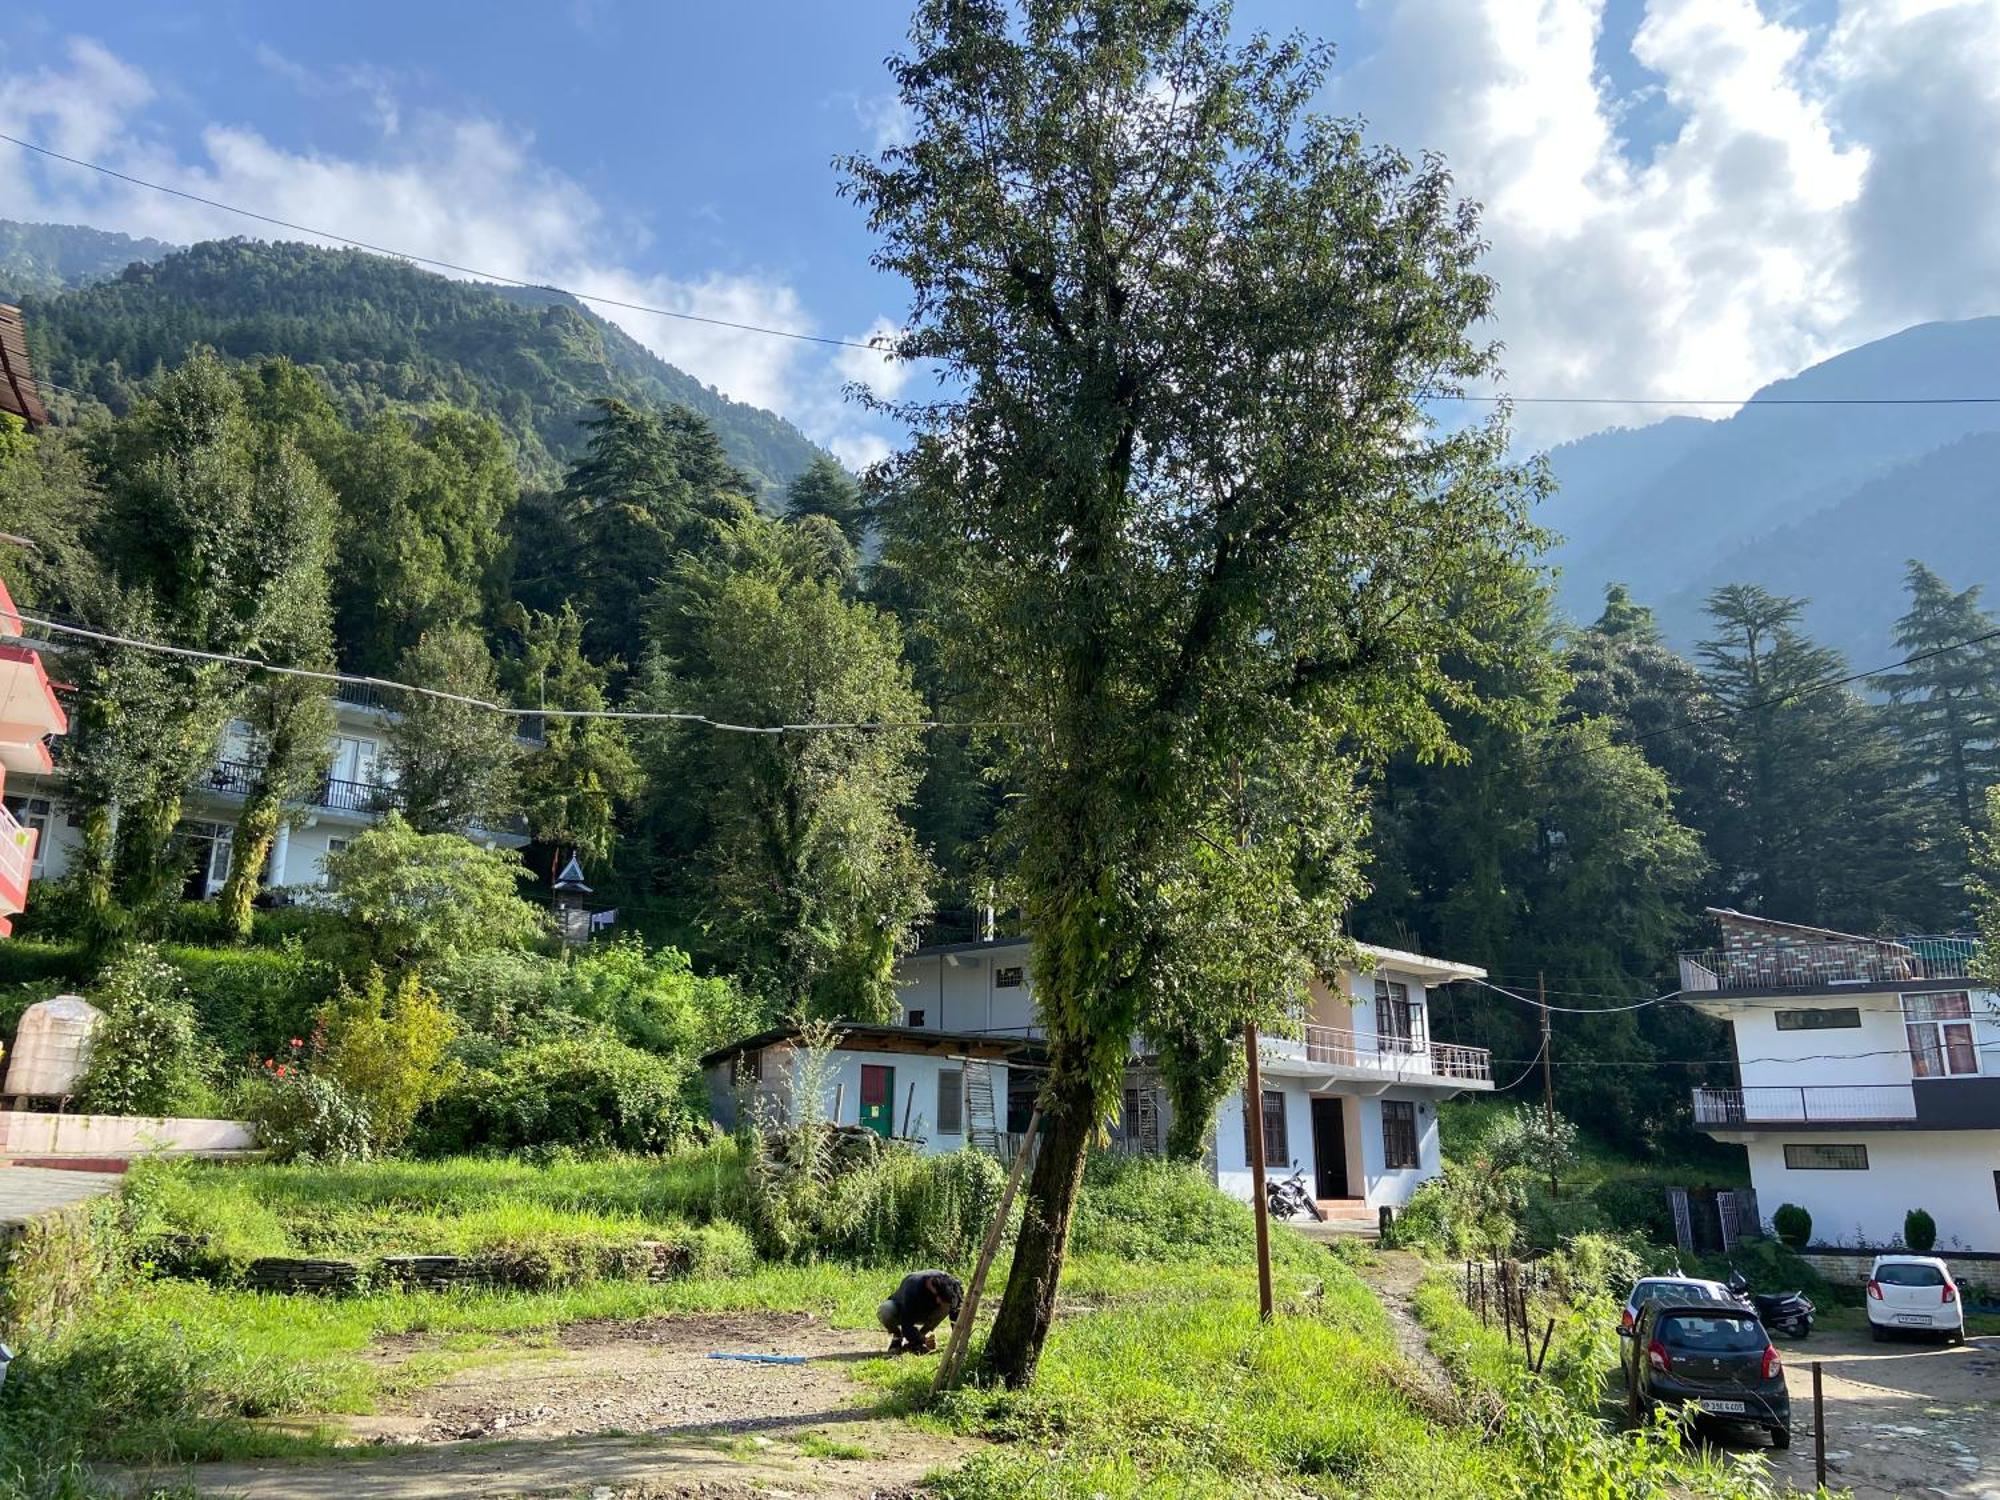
[0,219,176,300]
[10,231,829,493]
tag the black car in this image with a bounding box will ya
[1622,1297,1791,1450]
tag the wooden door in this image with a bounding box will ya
[1311,1097,1348,1199]
[859,1064,894,1138]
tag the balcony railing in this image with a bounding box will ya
[1294,1024,1493,1084]
[1692,1084,1917,1126]
[0,801,33,894]
[1679,935,1978,993]
[198,761,379,816]
[334,681,395,714]
[315,775,376,814]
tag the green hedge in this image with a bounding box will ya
[159,944,333,1063]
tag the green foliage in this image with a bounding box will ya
[509,602,642,861]
[1542,1230,1648,1303]
[1384,1165,1520,1259]
[315,969,459,1153]
[75,944,209,1116]
[1587,1180,1678,1246]
[417,1032,693,1156]
[159,940,333,1065]
[1069,1154,1301,1267]
[785,453,868,545]
[379,631,522,833]
[1874,560,2000,846]
[241,1069,374,1165]
[322,813,546,969]
[1771,1202,1812,1249]
[820,1148,1005,1266]
[1485,1105,1582,1186]
[1904,1207,1938,1252]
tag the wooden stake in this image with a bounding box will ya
[1540,974,1558,1198]
[1813,1360,1826,1491]
[933,1107,1041,1395]
[1244,1024,1274,1322]
[1534,1317,1554,1374]
[900,1079,917,1137]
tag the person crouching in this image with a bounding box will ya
[877,1269,964,1354]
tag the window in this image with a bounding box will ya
[1904,992,1978,1078]
[907,1009,927,1029]
[1873,1261,1945,1287]
[1375,979,1421,1052]
[936,1069,963,1134]
[1381,1100,1420,1169]
[1243,1089,1288,1165]
[1784,1143,1869,1170]
[1775,1007,1862,1031]
[321,837,350,890]
[733,1049,763,1085]
[995,965,1024,988]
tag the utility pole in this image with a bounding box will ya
[1245,1025,1274,1322]
[1540,971,1558,1198]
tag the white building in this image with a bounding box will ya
[6,681,528,900]
[701,935,1494,1219]
[1684,909,2000,1253]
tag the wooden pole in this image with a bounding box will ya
[1535,1317,1554,1374]
[1245,1024,1274,1322]
[900,1080,917,1137]
[1813,1361,1826,1491]
[933,1107,1041,1395]
[1540,974,1558,1198]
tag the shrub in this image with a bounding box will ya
[1771,1203,1811,1249]
[1543,1230,1646,1302]
[1384,1164,1519,1258]
[242,1069,374,1164]
[322,814,547,969]
[1586,1180,1677,1245]
[1071,1155,1258,1262]
[160,940,333,1062]
[1904,1207,1937,1252]
[823,1148,1005,1264]
[1521,1186,1608,1252]
[1484,1104,1580,1186]
[417,1031,693,1156]
[316,968,459,1152]
[74,945,209,1115]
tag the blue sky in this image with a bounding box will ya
[5,1,1996,460]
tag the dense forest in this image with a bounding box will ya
[0,219,176,300]
[11,229,829,493]
[5,228,2000,1159]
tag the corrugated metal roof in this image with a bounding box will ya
[0,305,50,428]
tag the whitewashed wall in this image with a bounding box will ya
[1743,1130,2000,1252]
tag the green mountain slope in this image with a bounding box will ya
[0,219,177,300]
[13,233,829,493]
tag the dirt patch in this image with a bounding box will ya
[123,1312,976,1499]
[1740,1329,2000,1498]
[1349,1249,1455,1410]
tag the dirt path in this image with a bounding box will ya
[121,1312,975,1499]
[1744,1328,2000,1498]
[1349,1248,1455,1407]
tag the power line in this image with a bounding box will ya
[0,131,885,355]
[15,130,2000,410]
[15,614,1025,737]
[1467,975,1682,1015]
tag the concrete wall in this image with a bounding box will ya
[893,945,1038,1036]
[1212,1083,1443,1209]
[1723,991,2000,1091]
[0,1112,254,1155]
[1743,1129,2000,1253]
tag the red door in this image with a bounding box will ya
[860,1064,894,1138]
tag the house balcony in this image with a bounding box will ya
[0,798,37,929]
[1692,1084,1918,1129]
[1266,1024,1492,1089]
[1678,935,1978,995]
[198,759,379,818]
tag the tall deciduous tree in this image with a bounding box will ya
[380,630,521,835]
[512,602,643,866]
[846,1,1545,1383]
[638,516,932,1020]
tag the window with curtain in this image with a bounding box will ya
[1381,1099,1419,1169]
[1375,979,1422,1052]
[1242,1088,1288,1165]
[1904,992,1979,1078]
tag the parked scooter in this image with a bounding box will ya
[1266,1164,1327,1222]
[1728,1267,1815,1338]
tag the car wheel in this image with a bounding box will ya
[1951,1329,1966,1346]
[1870,1322,1886,1343]
[1771,1426,1792,1451]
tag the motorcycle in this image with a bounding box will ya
[1728,1267,1815,1338]
[1266,1163,1326,1222]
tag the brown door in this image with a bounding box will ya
[1311,1097,1348,1199]
[859,1064,894,1138]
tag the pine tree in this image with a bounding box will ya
[1873,561,2000,837]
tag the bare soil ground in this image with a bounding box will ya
[122,1312,975,1499]
[1727,1327,2000,1498]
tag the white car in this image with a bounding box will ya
[1619,1276,1734,1339]
[1866,1255,1965,1343]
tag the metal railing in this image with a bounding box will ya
[1692,1084,1917,1126]
[334,681,395,714]
[196,760,378,816]
[0,801,32,893]
[314,775,376,814]
[1679,935,1978,993]
[203,758,262,797]
[1293,1024,1493,1083]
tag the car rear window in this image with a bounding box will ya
[1658,1313,1766,1351]
[1875,1263,1945,1287]
[1637,1281,1708,1303]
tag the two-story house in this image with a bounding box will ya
[5,681,529,899]
[701,935,1493,1217]
[1684,908,2000,1253]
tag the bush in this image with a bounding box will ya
[1520,1185,1607,1252]
[316,968,459,1152]
[1071,1155,1260,1262]
[1543,1230,1646,1302]
[74,945,209,1115]
[1904,1207,1937,1252]
[1585,1180,1677,1245]
[242,1070,374,1164]
[1771,1203,1811,1249]
[161,940,333,1062]
[1384,1164,1519,1258]
[822,1148,1005,1264]
[1484,1105,1580,1186]
[417,1031,694,1155]
[322,814,547,969]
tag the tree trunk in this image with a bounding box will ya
[979,1056,1097,1387]
[217,789,282,940]
[113,792,185,915]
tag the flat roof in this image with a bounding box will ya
[903,934,1484,981]
[699,1021,1046,1070]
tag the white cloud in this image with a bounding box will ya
[1336,0,2000,444]
[0,37,894,467]
[833,315,912,402]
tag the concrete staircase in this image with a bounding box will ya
[1289,1196,1381,1242]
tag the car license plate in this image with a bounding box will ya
[1895,1314,1929,1326]
[1699,1399,1747,1415]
